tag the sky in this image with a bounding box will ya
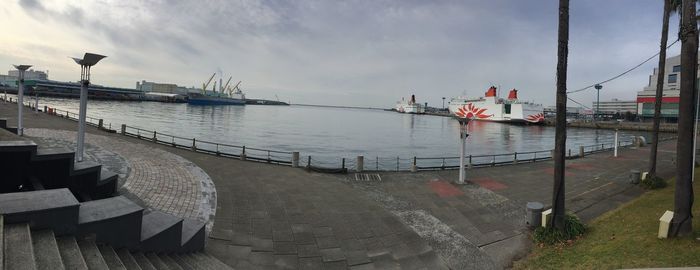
[0,0,681,108]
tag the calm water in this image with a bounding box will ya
[14,96,652,168]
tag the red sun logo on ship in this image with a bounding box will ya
[455,103,492,119]
[525,113,545,123]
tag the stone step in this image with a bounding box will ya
[97,244,127,270]
[144,253,170,270]
[179,254,207,270]
[72,160,101,176]
[115,248,142,270]
[169,254,195,270]
[139,211,182,253]
[56,236,88,270]
[131,252,157,270]
[0,188,80,235]
[31,230,65,270]
[180,219,206,252]
[158,254,184,270]
[4,223,37,270]
[33,147,74,161]
[77,239,110,270]
[78,196,143,248]
[94,168,119,199]
[192,252,231,270]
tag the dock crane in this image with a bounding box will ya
[222,76,233,94]
[228,81,242,95]
[201,73,216,93]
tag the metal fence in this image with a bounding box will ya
[3,96,671,173]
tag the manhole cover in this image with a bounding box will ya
[354,173,382,182]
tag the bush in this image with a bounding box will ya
[533,213,587,245]
[641,175,666,190]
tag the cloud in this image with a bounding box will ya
[5,0,675,107]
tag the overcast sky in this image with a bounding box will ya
[0,0,681,107]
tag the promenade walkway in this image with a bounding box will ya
[0,101,678,269]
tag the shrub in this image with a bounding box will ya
[641,175,666,190]
[533,213,587,245]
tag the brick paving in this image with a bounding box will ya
[0,100,684,269]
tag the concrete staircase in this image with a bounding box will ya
[0,189,231,269]
[0,120,118,200]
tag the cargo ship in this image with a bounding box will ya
[448,86,544,123]
[187,75,246,105]
[395,94,425,114]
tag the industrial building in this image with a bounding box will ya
[636,54,699,122]
[592,99,637,114]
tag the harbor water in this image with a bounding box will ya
[10,96,657,169]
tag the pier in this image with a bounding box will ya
[0,98,679,269]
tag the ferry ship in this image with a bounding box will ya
[395,95,425,114]
[448,86,544,123]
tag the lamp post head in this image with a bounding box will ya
[13,65,32,71]
[594,84,602,90]
[71,53,107,67]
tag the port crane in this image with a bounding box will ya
[201,73,216,93]
[222,76,233,94]
[227,81,242,95]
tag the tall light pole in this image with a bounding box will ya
[13,65,31,136]
[454,105,472,184]
[71,53,106,162]
[442,97,446,110]
[594,84,602,121]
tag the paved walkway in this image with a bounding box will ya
[0,100,680,269]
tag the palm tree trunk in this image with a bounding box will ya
[552,0,569,230]
[648,0,672,179]
[670,0,697,237]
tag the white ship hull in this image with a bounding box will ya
[395,103,425,114]
[448,96,544,123]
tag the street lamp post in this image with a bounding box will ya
[457,118,469,184]
[71,53,106,162]
[13,65,31,136]
[594,84,602,121]
[442,97,446,110]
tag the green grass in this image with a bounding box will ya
[514,175,700,270]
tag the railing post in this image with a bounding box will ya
[356,156,364,172]
[550,150,555,159]
[468,155,473,169]
[441,158,445,170]
[579,146,585,157]
[533,152,537,162]
[98,119,104,129]
[568,149,571,157]
[513,152,518,164]
[120,124,126,135]
[292,152,300,168]
[396,156,399,172]
[492,156,495,167]
[342,158,346,170]
[171,136,175,147]
[152,131,157,142]
[307,156,311,167]
[240,146,247,161]
[411,156,417,172]
[137,129,141,139]
[191,138,196,151]
[43,105,47,113]
[267,151,271,163]
[376,156,379,170]
[216,144,220,155]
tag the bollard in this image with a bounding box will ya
[526,202,544,229]
[357,156,364,172]
[120,124,126,135]
[240,146,246,161]
[98,119,104,129]
[579,146,585,158]
[292,152,300,168]
[411,156,417,172]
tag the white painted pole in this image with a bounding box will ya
[76,79,88,162]
[17,71,24,136]
[459,132,465,184]
[614,129,619,157]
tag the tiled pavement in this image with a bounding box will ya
[0,101,682,269]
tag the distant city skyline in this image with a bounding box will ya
[0,0,680,107]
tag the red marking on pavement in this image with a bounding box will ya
[567,163,594,170]
[543,167,574,176]
[428,179,464,198]
[471,177,508,191]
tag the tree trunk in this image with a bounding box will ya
[648,0,672,179]
[670,0,697,238]
[552,0,569,230]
